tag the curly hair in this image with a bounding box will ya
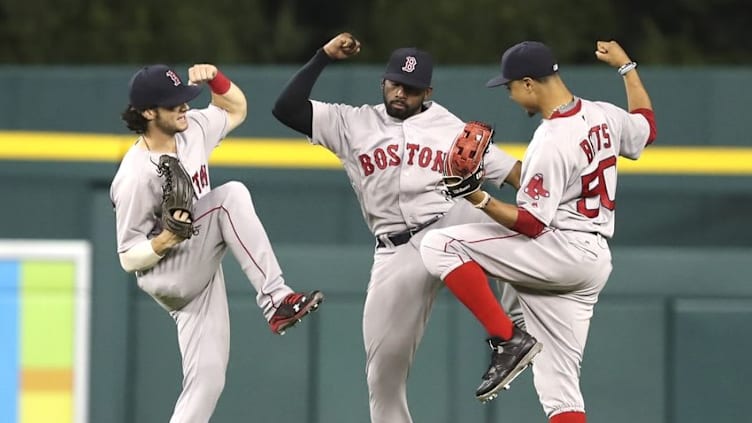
[121,106,149,134]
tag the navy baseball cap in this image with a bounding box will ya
[128,64,202,109]
[486,41,559,87]
[382,47,433,89]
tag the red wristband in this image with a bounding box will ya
[208,70,231,95]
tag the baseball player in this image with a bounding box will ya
[272,33,524,423]
[420,40,657,422]
[110,63,324,423]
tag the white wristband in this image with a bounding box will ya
[618,61,637,76]
[473,191,492,209]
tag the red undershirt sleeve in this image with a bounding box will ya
[511,207,546,238]
[630,108,657,145]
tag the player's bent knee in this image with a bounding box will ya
[419,230,449,277]
[420,229,454,251]
[217,181,254,207]
[222,181,251,198]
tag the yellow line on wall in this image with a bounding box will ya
[0,131,750,175]
[0,132,341,168]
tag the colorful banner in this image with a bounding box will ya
[0,241,90,423]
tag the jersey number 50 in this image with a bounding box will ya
[577,156,617,218]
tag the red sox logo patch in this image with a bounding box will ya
[524,173,550,200]
[165,70,182,86]
[402,56,417,73]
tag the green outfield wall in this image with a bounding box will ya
[0,66,750,423]
[0,65,750,146]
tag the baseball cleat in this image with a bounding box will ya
[269,291,324,335]
[475,325,542,403]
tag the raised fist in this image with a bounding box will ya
[188,64,219,85]
[595,41,632,69]
[323,32,361,60]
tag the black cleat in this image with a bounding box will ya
[476,325,542,403]
[269,291,324,335]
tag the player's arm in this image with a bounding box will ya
[466,191,545,238]
[272,32,361,137]
[113,170,191,273]
[119,239,164,273]
[483,144,521,190]
[188,64,248,133]
[595,40,656,143]
[467,144,565,238]
[504,161,522,190]
[118,210,191,273]
[595,41,652,111]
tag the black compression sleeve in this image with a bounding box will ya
[272,49,334,137]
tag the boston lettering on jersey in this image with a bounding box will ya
[358,143,446,176]
[191,164,209,194]
[579,123,612,164]
[578,123,617,217]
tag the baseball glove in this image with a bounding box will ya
[442,121,494,198]
[156,155,197,239]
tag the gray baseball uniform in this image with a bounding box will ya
[420,98,653,417]
[110,105,297,422]
[310,99,519,423]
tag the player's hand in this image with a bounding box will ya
[595,41,632,68]
[172,210,192,224]
[161,210,192,243]
[187,64,219,85]
[323,32,361,60]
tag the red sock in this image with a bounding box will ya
[550,412,586,423]
[444,261,514,339]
